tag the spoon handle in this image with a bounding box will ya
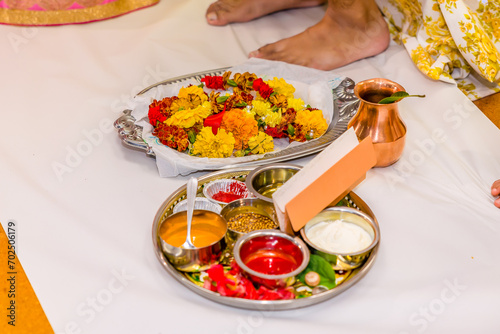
[186,177,198,246]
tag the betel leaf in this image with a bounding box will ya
[378,91,425,104]
[287,124,295,136]
[297,254,337,289]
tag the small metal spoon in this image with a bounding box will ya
[181,177,198,249]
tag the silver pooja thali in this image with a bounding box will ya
[152,168,379,311]
[114,67,360,167]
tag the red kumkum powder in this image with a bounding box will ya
[211,182,247,203]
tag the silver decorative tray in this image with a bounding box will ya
[114,68,360,167]
[152,168,379,310]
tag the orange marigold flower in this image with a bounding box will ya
[153,123,189,152]
[220,109,258,150]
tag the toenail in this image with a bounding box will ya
[207,12,218,22]
[248,50,261,58]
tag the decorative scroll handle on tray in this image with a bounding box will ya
[114,69,360,164]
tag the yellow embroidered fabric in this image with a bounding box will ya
[377,0,500,100]
[0,0,158,26]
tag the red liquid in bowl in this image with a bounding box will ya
[240,235,304,275]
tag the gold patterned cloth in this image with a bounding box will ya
[376,0,500,100]
[0,0,159,26]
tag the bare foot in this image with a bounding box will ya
[206,0,326,26]
[248,0,390,71]
[492,179,500,208]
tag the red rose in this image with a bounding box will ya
[148,105,167,127]
[252,78,273,99]
[264,126,287,138]
[201,75,225,90]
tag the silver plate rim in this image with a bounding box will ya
[152,167,379,311]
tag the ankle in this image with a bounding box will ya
[327,0,383,29]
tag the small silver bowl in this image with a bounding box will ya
[234,230,310,289]
[220,198,278,250]
[300,207,380,270]
[203,179,252,206]
[173,197,222,214]
[245,164,301,202]
[158,210,227,272]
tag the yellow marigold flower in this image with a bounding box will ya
[248,132,274,155]
[251,100,281,127]
[221,109,258,150]
[165,101,213,128]
[251,100,271,114]
[178,85,208,102]
[287,97,305,111]
[191,127,235,158]
[266,77,295,98]
[262,109,282,128]
[295,109,328,139]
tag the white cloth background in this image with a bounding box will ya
[0,1,499,333]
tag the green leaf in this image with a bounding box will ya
[287,124,295,136]
[234,102,248,108]
[188,131,196,144]
[198,83,204,88]
[297,254,337,289]
[227,79,238,87]
[378,91,425,104]
[257,119,266,127]
[271,106,279,113]
[216,96,229,104]
[305,134,312,140]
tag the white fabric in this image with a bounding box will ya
[0,1,499,333]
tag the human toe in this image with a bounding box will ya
[491,179,500,196]
[206,2,229,26]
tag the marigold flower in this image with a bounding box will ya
[252,100,281,127]
[232,72,258,92]
[153,123,189,152]
[266,77,295,98]
[221,109,258,150]
[191,127,235,158]
[178,85,208,102]
[247,132,274,155]
[287,97,305,112]
[294,108,328,139]
[165,101,213,128]
[268,93,288,108]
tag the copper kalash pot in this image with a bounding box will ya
[348,78,407,167]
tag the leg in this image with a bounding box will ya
[206,0,326,26]
[249,0,390,71]
[492,179,500,208]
